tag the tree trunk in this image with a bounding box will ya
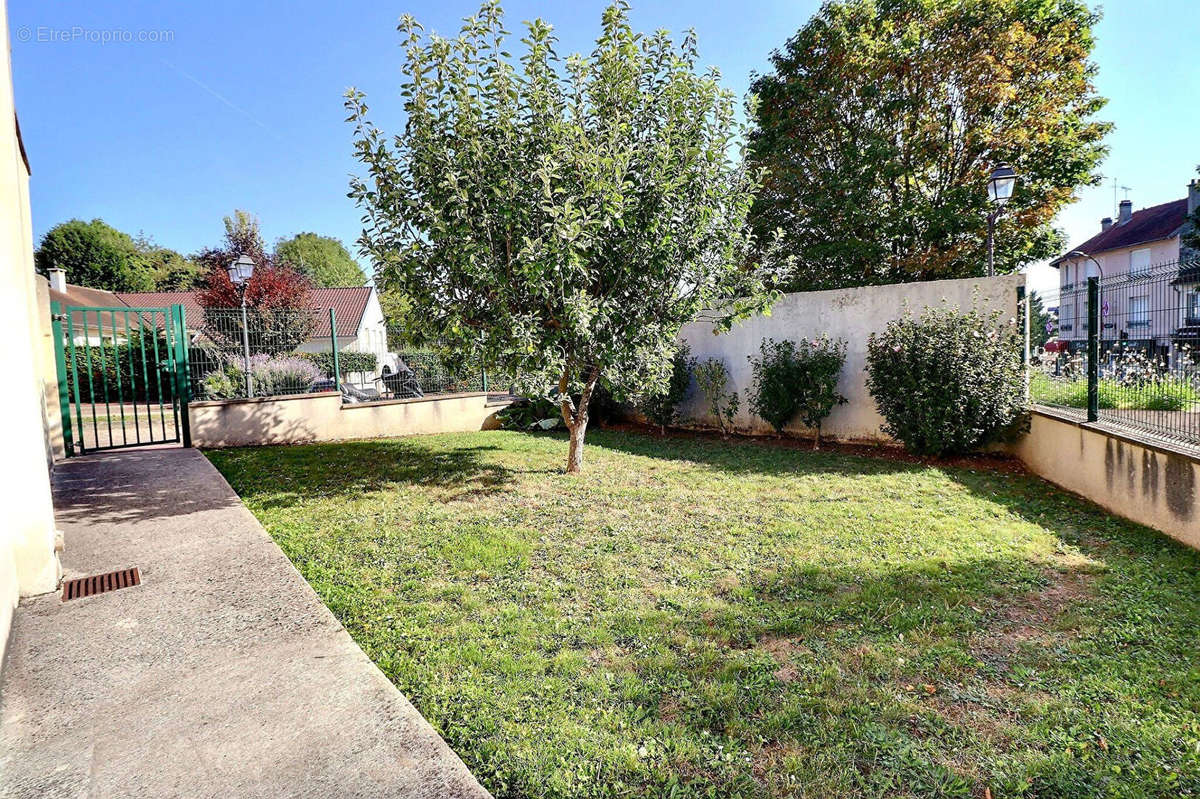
[813,425,821,451]
[566,418,587,473]
[559,365,601,474]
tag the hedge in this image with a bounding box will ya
[299,351,378,377]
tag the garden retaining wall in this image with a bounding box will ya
[1012,409,1198,549]
[188,391,506,448]
[676,274,1025,441]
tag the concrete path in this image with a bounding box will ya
[0,447,491,799]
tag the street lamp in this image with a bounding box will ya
[986,164,1018,277]
[227,254,256,398]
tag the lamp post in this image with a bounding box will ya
[986,164,1018,277]
[227,254,256,398]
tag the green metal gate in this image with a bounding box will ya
[50,303,192,456]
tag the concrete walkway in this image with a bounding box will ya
[0,447,491,799]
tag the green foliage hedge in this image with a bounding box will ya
[299,351,377,377]
[63,329,174,404]
[867,304,1027,455]
[638,345,694,432]
[748,336,847,445]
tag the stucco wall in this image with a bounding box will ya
[189,391,506,449]
[677,274,1025,441]
[1012,411,1198,549]
[0,0,61,664]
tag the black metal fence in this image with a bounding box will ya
[1030,259,1200,448]
[188,307,488,403]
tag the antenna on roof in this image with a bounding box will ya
[1110,177,1132,215]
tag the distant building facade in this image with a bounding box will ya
[1051,178,1200,361]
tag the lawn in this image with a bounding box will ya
[207,430,1200,798]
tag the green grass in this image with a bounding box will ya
[1031,371,1200,412]
[207,430,1200,798]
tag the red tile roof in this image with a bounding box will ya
[1051,199,1187,266]
[113,286,374,338]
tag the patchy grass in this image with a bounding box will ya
[207,430,1200,798]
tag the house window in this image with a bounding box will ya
[1188,291,1200,325]
[1128,294,1150,329]
[1130,247,1151,276]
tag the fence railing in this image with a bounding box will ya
[1030,259,1200,448]
[188,305,487,403]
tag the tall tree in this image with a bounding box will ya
[35,218,154,292]
[347,1,785,472]
[275,233,367,287]
[748,0,1110,290]
[133,233,203,291]
[196,211,315,350]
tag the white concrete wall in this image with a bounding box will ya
[677,274,1025,441]
[189,392,506,448]
[1012,411,1198,549]
[0,0,61,662]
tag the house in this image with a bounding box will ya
[45,267,391,377]
[1051,178,1200,361]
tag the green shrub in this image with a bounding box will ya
[638,345,695,433]
[496,393,564,430]
[694,357,740,438]
[63,329,173,404]
[866,304,1027,455]
[1031,371,1200,412]
[748,336,847,447]
[299,351,377,377]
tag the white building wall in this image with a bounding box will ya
[0,0,61,663]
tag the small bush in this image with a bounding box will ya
[866,304,1027,455]
[300,351,377,377]
[748,336,847,447]
[694,358,740,438]
[496,393,564,430]
[639,345,695,433]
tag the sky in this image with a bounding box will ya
[9,0,1200,295]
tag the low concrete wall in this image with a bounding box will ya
[1012,410,1198,549]
[677,274,1024,441]
[188,391,506,449]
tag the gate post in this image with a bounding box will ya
[1087,276,1100,423]
[173,304,192,448]
[50,301,74,456]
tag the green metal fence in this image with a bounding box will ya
[189,307,333,400]
[1031,259,1200,448]
[52,303,191,455]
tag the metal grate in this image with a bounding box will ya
[62,567,141,601]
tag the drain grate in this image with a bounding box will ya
[62,567,141,601]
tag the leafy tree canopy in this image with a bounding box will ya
[36,218,154,292]
[748,0,1110,290]
[275,232,367,287]
[196,210,316,352]
[347,1,787,471]
[196,210,313,312]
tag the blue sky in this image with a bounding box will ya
[9,0,1199,293]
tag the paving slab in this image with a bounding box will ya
[0,446,491,799]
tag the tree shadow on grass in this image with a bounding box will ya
[559,552,1193,795]
[207,437,518,510]
[580,427,922,479]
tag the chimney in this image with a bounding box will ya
[1118,199,1133,225]
[47,266,67,293]
[1189,178,1200,217]
[1101,216,1113,232]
